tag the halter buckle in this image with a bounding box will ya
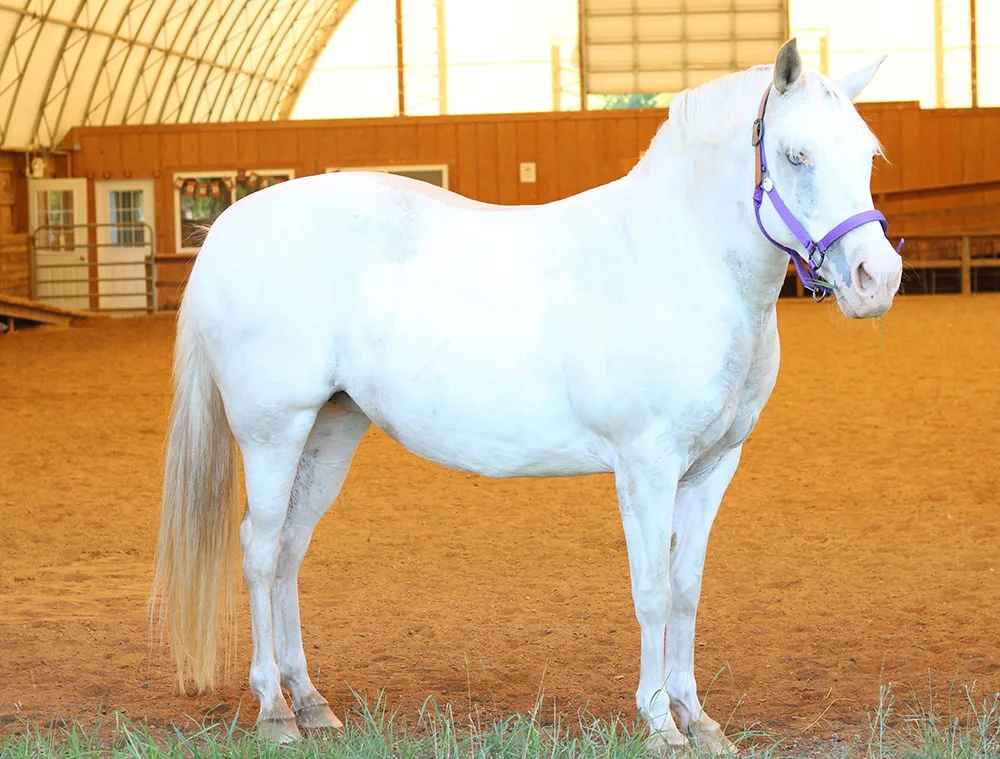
[752,119,763,147]
[809,248,826,271]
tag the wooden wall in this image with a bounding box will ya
[61,103,1000,257]
[0,153,30,298]
[0,152,28,235]
[62,109,667,262]
[865,105,1000,235]
[0,233,31,298]
[46,102,1000,307]
[864,105,1000,191]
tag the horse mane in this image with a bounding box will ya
[665,65,774,149]
[639,63,883,161]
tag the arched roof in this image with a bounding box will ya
[0,0,358,150]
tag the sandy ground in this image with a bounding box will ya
[0,295,998,743]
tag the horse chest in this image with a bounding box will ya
[684,316,779,462]
[723,356,776,445]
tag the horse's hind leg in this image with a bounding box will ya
[235,406,320,743]
[271,400,371,731]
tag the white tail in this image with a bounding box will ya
[151,307,241,694]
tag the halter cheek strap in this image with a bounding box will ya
[751,84,904,301]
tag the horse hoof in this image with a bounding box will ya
[691,730,740,759]
[693,732,739,757]
[257,716,302,744]
[295,702,344,731]
[647,731,690,757]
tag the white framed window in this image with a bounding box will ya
[35,188,77,250]
[109,189,146,246]
[174,169,295,252]
[325,164,449,190]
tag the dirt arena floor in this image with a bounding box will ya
[1,294,998,743]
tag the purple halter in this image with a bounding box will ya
[752,84,904,301]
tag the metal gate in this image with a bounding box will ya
[31,222,157,314]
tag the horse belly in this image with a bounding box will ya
[341,377,613,479]
[389,427,607,478]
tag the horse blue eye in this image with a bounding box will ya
[787,150,805,166]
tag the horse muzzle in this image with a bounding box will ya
[841,242,903,318]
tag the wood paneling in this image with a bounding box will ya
[0,152,26,235]
[396,124,418,162]
[152,254,196,311]
[496,121,518,205]
[0,233,31,298]
[455,122,478,198]
[235,130,258,165]
[475,122,499,204]
[554,119,579,201]
[535,119,558,201]
[56,103,1000,265]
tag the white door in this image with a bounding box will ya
[28,178,90,309]
[96,180,155,312]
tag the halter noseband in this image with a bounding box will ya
[752,84,904,301]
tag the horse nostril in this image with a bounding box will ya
[853,261,877,296]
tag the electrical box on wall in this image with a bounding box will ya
[519,162,537,183]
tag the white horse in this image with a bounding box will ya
[153,39,902,754]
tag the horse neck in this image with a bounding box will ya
[626,124,790,320]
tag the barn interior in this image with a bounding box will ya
[1,1,998,753]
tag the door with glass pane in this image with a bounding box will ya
[28,179,90,309]
[96,180,155,312]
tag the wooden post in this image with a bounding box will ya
[934,0,944,107]
[395,0,406,117]
[145,257,155,313]
[27,233,37,300]
[961,236,972,294]
[970,0,978,107]
[577,0,587,111]
[552,44,562,111]
[437,0,447,114]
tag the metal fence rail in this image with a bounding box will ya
[895,234,1000,295]
[30,222,157,314]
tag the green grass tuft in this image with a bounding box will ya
[1,682,997,759]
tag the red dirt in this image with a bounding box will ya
[1,295,998,741]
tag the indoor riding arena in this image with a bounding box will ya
[1,0,999,756]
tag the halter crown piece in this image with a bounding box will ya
[751,84,905,301]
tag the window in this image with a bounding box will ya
[587,93,674,110]
[324,164,448,189]
[235,172,292,201]
[177,176,232,249]
[109,190,146,245]
[35,190,76,250]
[174,169,294,252]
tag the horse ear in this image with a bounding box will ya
[836,55,888,101]
[773,38,802,94]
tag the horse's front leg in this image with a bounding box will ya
[667,446,743,756]
[615,451,687,756]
